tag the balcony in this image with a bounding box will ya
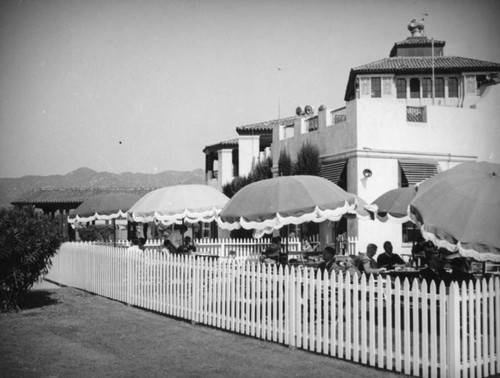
[406,106,427,122]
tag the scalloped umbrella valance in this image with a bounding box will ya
[365,185,418,224]
[409,161,500,262]
[68,192,142,224]
[217,175,366,238]
[128,184,229,225]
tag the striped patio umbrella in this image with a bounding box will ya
[69,192,142,223]
[410,161,500,262]
[128,184,229,225]
[365,186,417,223]
[217,175,367,237]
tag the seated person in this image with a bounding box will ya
[317,246,341,277]
[261,236,283,263]
[359,243,386,275]
[411,237,435,267]
[161,239,177,254]
[138,237,147,251]
[127,238,141,254]
[377,241,406,270]
[344,255,361,277]
[302,236,315,252]
[445,257,475,286]
[419,251,447,286]
[177,236,196,254]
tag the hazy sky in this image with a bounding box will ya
[1,0,499,178]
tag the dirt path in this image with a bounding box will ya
[0,282,405,377]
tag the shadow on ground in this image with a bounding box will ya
[19,290,60,310]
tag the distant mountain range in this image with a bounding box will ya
[0,167,205,208]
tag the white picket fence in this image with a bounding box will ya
[46,243,500,378]
[109,235,358,259]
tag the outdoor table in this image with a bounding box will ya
[381,268,422,280]
[192,253,219,260]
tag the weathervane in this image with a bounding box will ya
[408,18,425,37]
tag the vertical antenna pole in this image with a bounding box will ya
[278,68,281,122]
[431,38,435,105]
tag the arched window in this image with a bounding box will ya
[448,77,459,98]
[410,78,420,98]
[435,78,444,98]
[371,77,381,98]
[396,78,407,98]
[422,78,432,98]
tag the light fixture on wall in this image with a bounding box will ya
[362,147,373,178]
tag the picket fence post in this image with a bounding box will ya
[447,282,460,378]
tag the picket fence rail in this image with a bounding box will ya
[46,242,500,378]
[103,235,358,258]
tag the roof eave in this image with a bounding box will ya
[236,128,273,136]
[344,65,500,101]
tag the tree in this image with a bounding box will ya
[250,156,273,182]
[0,206,62,311]
[222,157,273,198]
[295,142,321,176]
[278,149,293,176]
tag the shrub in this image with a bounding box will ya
[77,224,114,242]
[250,156,273,182]
[278,149,293,176]
[295,142,321,176]
[0,206,62,311]
[222,157,273,198]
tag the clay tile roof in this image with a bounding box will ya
[389,37,445,56]
[11,188,154,206]
[352,56,500,72]
[236,115,298,135]
[202,138,239,154]
[344,56,500,101]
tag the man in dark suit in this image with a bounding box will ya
[377,241,406,270]
[419,251,447,287]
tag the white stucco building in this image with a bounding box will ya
[204,20,500,252]
[203,116,298,191]
[272,20,500,253]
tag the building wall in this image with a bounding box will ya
[238,135,260,177]
[271,84,500,254]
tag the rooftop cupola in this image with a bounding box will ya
[389,19,445,57]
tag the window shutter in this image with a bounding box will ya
[320,160,347,184]
[399,159,439,185]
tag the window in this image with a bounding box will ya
[402,221,421,243]
[435,78,444,98]
[396,78,407,98]
[410,78,420,98]
[371,77,381,98]
[422,78,432,98]
[476,74,487,89]
[448,77,459,98]
[406,106,426,122]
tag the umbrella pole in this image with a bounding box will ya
[412,223,415,247]
[181,219,185,245]
[285,225,289,264]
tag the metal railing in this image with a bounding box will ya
[330,107,347,125]
[407,106,426,122]
[305,117,319,132]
